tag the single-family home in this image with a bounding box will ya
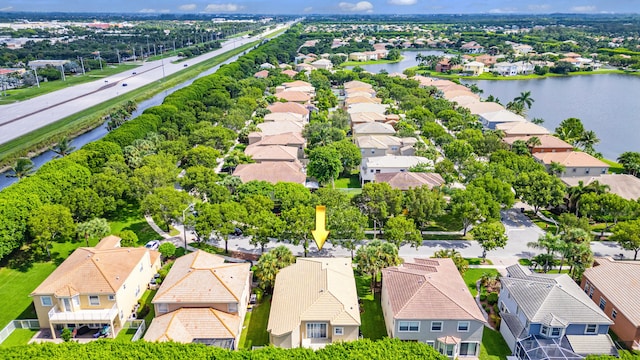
[465,101,505,115]
[581,258,640,350]
[345,88,376,98]
[361,155,432,183]
[144,250,251,349]
[347,103,389,115]
[263,112,306,123]
[267,102,310,122]
[463,61,485,76]
[295,63,315,73]
[244,144,300,163]
[375,172,445,190]
[382,259,486,358]
[499,265,616,359]
[533,151,609,177]
[247,132,306,157]
[344,96,382,106]
[30,235,161,339]
[277,91,311,104]
[349,112,388,127]
[348,52,368,62]
[352,122,396,137]
[436,58,452,73]
[254,70,269,79]
[256,121,305,136]
[476,54,497,66]
[562,174,640,201]
[344,80,373,90]
[493,62,519,76]
[479,110,527,129]
[233,162,305,184]
[282,69,298,78]
[267,258,361,349]
[503,135,574,153]
[495,122,550,138]
[448,96,481,108]
[311,59,333,70]
[512,44,534,55]
[260,63,276,70]
[461,41,485,54]
[356,135,415,158]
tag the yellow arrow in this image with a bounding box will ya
[311,205,329,250]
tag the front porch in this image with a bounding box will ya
[47,304,119,339]
[301,337,331,350]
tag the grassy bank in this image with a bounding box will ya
[412,67,637,81]
[0,40,259,166]
[342,56,403,67]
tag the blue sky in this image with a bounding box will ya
[0,0,638,14]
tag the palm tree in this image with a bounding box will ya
[506,101,526,116]
[525,136,541,153]
[558,228,592,274]
[51,136,76,158]
[548,161,566,176]
[531,117,545,125]
[9,158,34,179]
[513,91,535,109]
[577,130,600,153]
[527,233,561,272]
[617,151,640,176]
[449,54,463,67]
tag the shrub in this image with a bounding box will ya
[479,294,487,302]
[136,305,150,319]
[487,292,499,305]
[490,314,502,330]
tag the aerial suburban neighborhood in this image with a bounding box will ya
[0,6,640,360]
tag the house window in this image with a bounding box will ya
[40,296,52,307]
[426,341,435,348]
[585,169,590,174]
[431,321,443,332]
[601,169,606,174]
[375,169,381,173]
[599,297,606,310]
[551,328,562,337]
[572,168,577,172]
[139,263,143,272]
[108,295,115,301]
[612,310,617,319]
[135,285,140,297]
[228,303,238,313]
[585,324,598,334]
[399,321,420,332]
[457,321,470,332]
[541,325,550,336]
[334,327,344,336]
[371,149,375,154]
[72,295,80,307]
[89,295,100,306]
[306,323,327,339]
[460,342,479,356]
[589,287,594,298]
[157,303,168,314]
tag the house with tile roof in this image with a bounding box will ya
[562,174,640,201]
[267,102,310,121]
[30,235,161,338]
[360,155,431,183]
[344,80,373,89]
[276,91,311,104]
[375,172,445,190]
[144,250,251,349]
[533,151,609,178]
[498,265,616,359]
[479,110,527,129]
[352,122,396,137]
[256,120,305,136]
[267,258,361,349]
[263,112,306,123]
[244,144,300,163]
[581,258,640,350]
[347,103,389,115]
[381,259,485,358]
[356,135,416,158]
[495,122,551,138]
[247,132,306,158]
[503,135,574,154]
[465,101,505,116]
[233,162,306,184]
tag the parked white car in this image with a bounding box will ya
[144,240,161,251]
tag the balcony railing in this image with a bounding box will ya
[48,303,118,323]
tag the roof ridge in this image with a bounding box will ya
[209,308,236,337]
[154,265,196,300]
[89,255,117,292]
[162,308,182,341]
[540,284,610,322]
[209,268,240,302]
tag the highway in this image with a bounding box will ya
[0,22,292,145]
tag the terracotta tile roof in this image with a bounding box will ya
[263,112,305,123]
[533,151,609,168]
[562,174,640,201]
[244,145,299,162]
[345,87,376,95]
[281,69,298,78]
[495,121,550,136]
[267,102,309,116]
[443,90,479,101]
[277,91,311,103]
[344,80,373,89]
[254,70,269,78]
[375,172,445,190]
[356,135,402,149]
[267,258,361,336]
[449,95,480,107]
[94,235,122,250]
[347,103,389,115]
[153,250,250,305]
[353,122,396,135]
[249,132,305,147]
[143,307,240,344]
[464,101,505,115]
[257,120,305,136]
[503,135,572,150]
[583,257,640,326]
[31,236,158,296]
[233,162,305,184]
[283,80,312,88]
[345,96,382,105]
[382,258,485,321]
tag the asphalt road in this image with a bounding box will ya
[0,22,292,145]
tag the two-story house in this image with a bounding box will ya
[381,259,486,358]
[267,258,361,349]
[30,235,161,339]
[533,151,610,177]
[356,135,416,158]
[144,250,251,349]
[582,258,640,350]
[498,265,617,360]
[360,155,432,183]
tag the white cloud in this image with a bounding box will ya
[204,3,245,12]
[304,7,313,12]
[338,1,374,12]
[528,4,550,11]
[388,0,417,5]
[488,7,517,13]
[0,6,13,11]
[179,4,197,11]
[571,5,596,12]
[139,8,157,13]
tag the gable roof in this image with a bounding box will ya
[283,80,312,88]
[356,135,402,149]
[143,307,240,346]
[263,112,305,123]
[465,101,505,115]
[277,91,311,103]
[153,250,250,305]
[382,259,485,321]
[31,236,159,296]
[267,258,361,336]
[375,172,445,190]
[244,145,299,162]
[281,69,298,78]
[254,70,269,78]
[267,102,309,116]
[249,132,306,147]
[347,103,389,115]
[345,96,382,105]
[502,265,612,325]
[562,174,640,201]
[533,151,609,168]
[233,162,305,184]
[496,121,550,136]
[583,257,640,326]
[344,80,372,89]
[349,112,387,124]
[257,120,304,136]
[353,122,396,135]
[480,110,527,124]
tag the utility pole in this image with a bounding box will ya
[159,45,165,81]
[173,39,176,53]
[132,47,136,62]
[78,56,86,75]
[34,68,40,88]
[97,51,103,71]
[153,44,156,57]
[116,49,121,64]
[59,64,66,81]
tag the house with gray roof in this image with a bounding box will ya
[498,265,616,360]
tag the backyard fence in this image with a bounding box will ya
[0,319,39,344]
[127,319,146,341]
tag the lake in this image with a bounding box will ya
[350,54,640,160]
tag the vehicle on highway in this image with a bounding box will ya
[184,64,188,67]
[122,83,128,87]
[132,71,137,75]
[144,240,160,250]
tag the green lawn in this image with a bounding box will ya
[109,203,161,246]
[425,213,463,232]
[0,329,38,347]
[342,56,404,67]
[480,327,512,360]
[239,295,271,349]
[603,159,625,174]
[115,326,137,341]
[0,65,139,105]
[466,258,493,266]
[139,289,157,330]
[463,269,499,297]
[334,173,361,189]
[355,275,387,340]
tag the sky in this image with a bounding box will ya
[0,0,638,14]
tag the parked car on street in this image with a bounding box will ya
[145,240,161,251]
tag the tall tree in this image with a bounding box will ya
[617,151,640,176]
[514,170,565,213]
[554,117,585,146]
[28,204,75,259]
[450,186,500,236]
[354,239,401,290]
[403,186,446,229]
[51,136,76,158]
[513,90,535,109]
[195,201,247,254]
[246,210,284,253]
[527,233,562,272]
[384,216,422,249]
[9,158,34,179]
[559,228,592,275]
[255,246,295,291]
[610,220,640,260]
[471,221,508,259]
[141,187,193,232]
[307,146,343,188]
[281,205,315,257]
[352,182,403,235]
[76,218,110,247]
[433,249,469,275]
[328,206,366,258]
